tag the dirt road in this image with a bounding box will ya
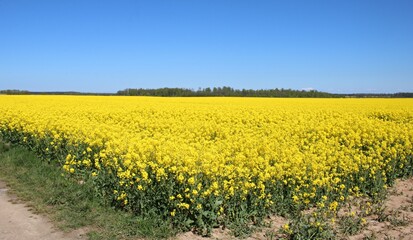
[0,181,86,240]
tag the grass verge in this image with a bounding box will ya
[0,140,176,240]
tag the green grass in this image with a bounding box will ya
[0,140,176,240]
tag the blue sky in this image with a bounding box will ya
[1,0,412,93]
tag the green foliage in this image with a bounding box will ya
[281,210,335,240]
[338,214,365,235]
[0,141,175,239]
[116,86,337,97]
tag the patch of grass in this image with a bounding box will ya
[383,235,397,240]
[0,141,176,240]
[281,211,335,240]
[338,213,365,235]
[374,204,388,223]
[362,232,377,240]
[0,140,10,152]
[387,210,410,227]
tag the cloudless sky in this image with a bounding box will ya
[1,0,412,93]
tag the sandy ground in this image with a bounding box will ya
[349,178,413,240]
[0,181,86,240]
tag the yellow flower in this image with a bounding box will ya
[361,218,367,225]
[1,95,413,231]
[177,203,190,209]
[329,201,338,211]
[188,177,195,185]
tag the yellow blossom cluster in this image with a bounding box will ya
[1,95,412,229]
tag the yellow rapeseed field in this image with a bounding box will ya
[1,95,413,233]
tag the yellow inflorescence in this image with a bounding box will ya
[1,95,413,228]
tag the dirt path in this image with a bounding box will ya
[0,181,86,240]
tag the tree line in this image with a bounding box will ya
[1,88,413,98]
[116,87,336,98]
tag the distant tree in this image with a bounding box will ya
[115,87,341,98]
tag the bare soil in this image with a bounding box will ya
[349,178,413,240]
[0,181,87,240]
